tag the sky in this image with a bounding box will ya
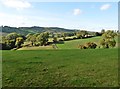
[0,0,119,32]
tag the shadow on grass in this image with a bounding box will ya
[56,41,64,44]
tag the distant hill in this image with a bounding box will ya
[1,26,77,35]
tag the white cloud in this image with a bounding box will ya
[1,0,31,10]
[100,4,111,10]
[0,12,6,17]
[73,9,82,16]
[0,12,63,27]
[0,12,28,27]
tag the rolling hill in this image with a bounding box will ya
[1,26,77,35]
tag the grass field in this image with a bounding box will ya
[56,36,100,49]
[56,36,118,49]
[2,48,118,87]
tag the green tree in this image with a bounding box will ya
[53,37,57,43]
[1,36,6,43]
[26,33,37,46]
[26,33,33,38]
[61,32,66,40]
[102,30,117,39]
[36,32,49,46]
[62,32,66,40]
[99,39,106,48]
[4,32,20,49]
[99,30,117,48]
[76,33,82,39]
[6,32,19,41]
[15,37,24,48]
[5,40,16,49]
[101,29,105,34]
[107,39,116,48]
[94,32,101,36]
[76,30,88,38]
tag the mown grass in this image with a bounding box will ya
[2,48,118,87]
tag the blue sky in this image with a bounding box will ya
[0,0,118,31]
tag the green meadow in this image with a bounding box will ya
[2,48,118,87]
[56,36,118,49]
[1,1,119,88]
[56,36,101,49]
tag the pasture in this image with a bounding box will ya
[56,36,118,49]
[56,36,100,49]
[2,48,118,87]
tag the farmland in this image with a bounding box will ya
[2,48,118,87]
[1,1,119,88]
[1,29,119,87]
[56,36,101,49]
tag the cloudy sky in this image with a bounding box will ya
[0,0,118,31]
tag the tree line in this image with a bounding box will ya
[78,30,118,49]
[1,29,118,50]
[1,32,49,50]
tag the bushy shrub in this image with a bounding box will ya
[99,39,106,48]
[85,42,97,49]
[99,39,116,48]
[99,30,117,48]
[76,34,82,39]
[108,40,116,48]
[78,45,87,49]
[78,42,97,49]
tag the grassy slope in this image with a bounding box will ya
[2,48,118,87]
[56,36,118,49]
[56,36,101,49]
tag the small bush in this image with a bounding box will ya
[85,42,97,49]
[108,40,116,48]
[78,45,87,49]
